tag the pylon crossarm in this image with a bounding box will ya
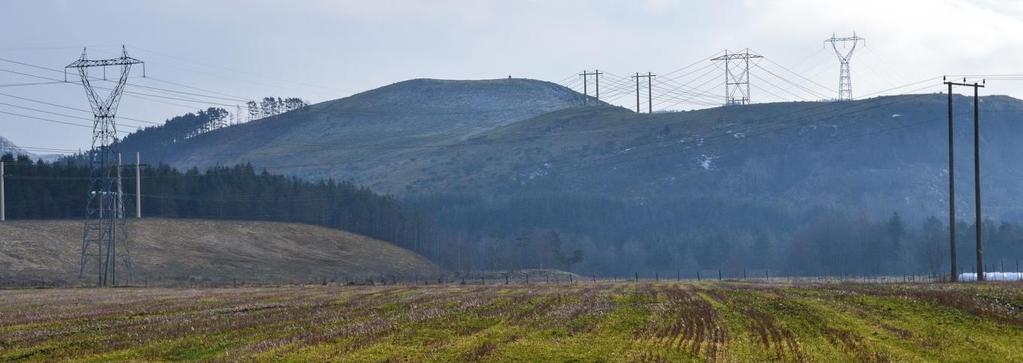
[65,57,143,69]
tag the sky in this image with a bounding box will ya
[2,0,1023,153]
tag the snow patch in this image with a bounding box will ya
[959,272,1023,281]
[698,154,716,170]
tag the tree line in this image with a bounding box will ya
[409,193,1023,277]
[247,97,308,121]
[0,153,442,260]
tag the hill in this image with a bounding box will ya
[0,219,443,286]
[116,78,592,190]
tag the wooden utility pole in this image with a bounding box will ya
[634,72,641,112]
[973,82,984,281]
[647,72,654,114]
[135,152,141,218]
[946,81,957,281]
[633,72,656,113]
[944,77,985,281]
[579,70,603,105]
[1,160,5,222]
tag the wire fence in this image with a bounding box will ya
[6,268,1012,289]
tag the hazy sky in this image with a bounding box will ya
[2,0,1023,152]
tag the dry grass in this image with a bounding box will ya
[0,219,442,287]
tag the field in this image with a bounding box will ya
[2,282,1023,362]
[0,219,441,287]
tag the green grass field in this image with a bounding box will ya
[2,282,1022,362]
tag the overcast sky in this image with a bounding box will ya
[2,0,1023,152]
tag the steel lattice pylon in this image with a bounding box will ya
[65,46,143,287]
[825,33,865,101]
[711,49,762,106]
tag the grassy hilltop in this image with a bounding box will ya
[1,282,1022,361]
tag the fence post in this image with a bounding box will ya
[718,269,722,281]
[655,272,659,282]
[697,271,701,281]
[634,272,639,282]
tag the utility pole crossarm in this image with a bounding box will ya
[709,53,764,61]
[65,56,143,68]
[944,81,985,88]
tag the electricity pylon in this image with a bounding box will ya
[65,46,142,287]
[711,49,762,106]
[825,33,865,101]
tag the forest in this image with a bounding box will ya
[0,153,441,262]
[409,194,1023,278]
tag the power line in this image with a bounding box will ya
[0,109,122,131]
[0,91,161,126]
[0,81,65,87]
[128,45,347,94]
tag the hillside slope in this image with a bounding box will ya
[401,94,1023,220]
[0,219,443,286]
[122,78,590,191]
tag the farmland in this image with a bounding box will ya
[1,282,1022,362]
